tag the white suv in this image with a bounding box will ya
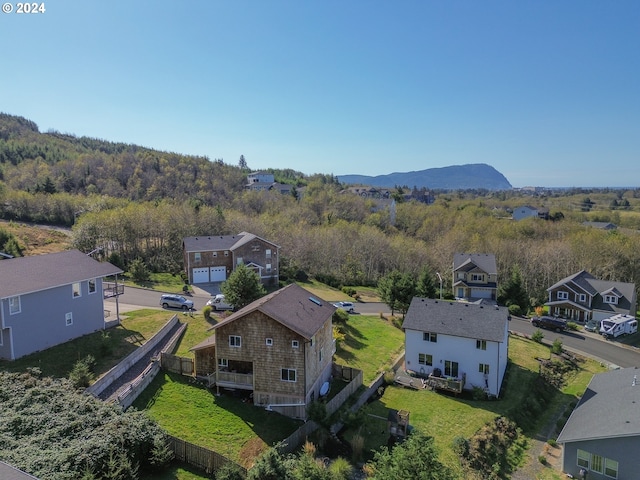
[160,294,194,310]
[333,301,355,313]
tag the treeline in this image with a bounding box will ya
[69,182,640,306]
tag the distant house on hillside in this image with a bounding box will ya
[557,367,640,480]
[402,298,510,397]
[582,221,617,230]
[512,205,549,220]
[190,284,335,419]
[0,250,122,360]
[245,172,293,195]
[546,270,636,322]
[182,232,279,286]
[453,253,498,303]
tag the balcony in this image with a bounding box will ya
[213,370,254,390]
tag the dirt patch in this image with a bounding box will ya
[0,220,72,255]
[238,437,268,468]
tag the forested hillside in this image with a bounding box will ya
[2,113,640,308]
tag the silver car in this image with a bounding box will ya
[160,294,194,310]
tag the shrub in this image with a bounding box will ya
[508,304,523,317]
[547,439,557,448]
[538,455,547,465]
[532,329,544,343]
[471,386,487,401]
[129,258,150,283]
[567,321,579,331]
[99,330,113,356]
[216,461,246,480]
[551,338,563,355]
[69,355,96,388]
[341,286,357,297]
[329,456,353,480]
[452,436,469,457]
[203,305,212,321]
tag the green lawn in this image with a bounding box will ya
[333,314,405,385]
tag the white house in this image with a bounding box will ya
[402,298,510,397]
[512,205,539,220]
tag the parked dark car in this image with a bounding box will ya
[531,316,567,332]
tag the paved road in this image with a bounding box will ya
[106,289,640,368]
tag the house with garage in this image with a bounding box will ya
[182,232,279,286]
[0,250,122,360]
[402,298,510,397]
[190,283,335,419]
[557,367,640,480]
[453,253,498,303]
[546,270,637,322]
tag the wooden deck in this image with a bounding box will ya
[427,373,465,394]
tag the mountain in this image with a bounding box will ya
[337,164,512,190]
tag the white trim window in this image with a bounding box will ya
[418,353,432,366]
[292,340,299,349]
[423,332,437,342]
[476,339,487,350]
[604,295,618,305]
[9,296,21,315]
[65,312,73,326]
[479,363,490,374]
[557,291,568,300]
[604,458,618,478]
[72,282,82,298]
[218,358,228,368]
[88,279,97,294]
[266,338,273,346]
[281,368,296,382]
[194,252,202,262]
[229,335,241,347]
[578,293,586,302]
[577,449,590,469]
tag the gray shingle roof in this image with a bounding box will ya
[0,461,40,479]
[0,250,122,299]
[453,253,497,275]
[557,367,640,444]
[209,284,335,339]
[183,232,279,252]
[401,298,509,342]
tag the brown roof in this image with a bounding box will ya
[209,284,335,339]
[0,250,122,299]
[190,334,217,351]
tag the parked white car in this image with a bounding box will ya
[206,294,234,311]
[333,301,355,313]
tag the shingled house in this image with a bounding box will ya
[452,253,498,303]
[190,284,335,419]
[182,232,279,286]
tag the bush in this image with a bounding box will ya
[329,456,353,480]
[129,258,151,283]
[567,321,579,331]
[69,355,96,388]
[452,436,469,457]
[341,286,357,297]
[508,304,523,317]
[203,305,212,321]
[547,439,557,448]
[538,455,547,465]
[532,329,544,343]
[551,338,563,355]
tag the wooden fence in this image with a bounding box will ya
[161,352,195,375]
[167,435,247,476]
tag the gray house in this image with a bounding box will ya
[557,367,640,479]
[453,253,498,302]
[0,250,122,360]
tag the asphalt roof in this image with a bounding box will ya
[0,250,122,299]
[182,232,279,252]
[208,283,335,340]
[557,367,640,444]
[0,461,40,479]
[401,298,509,342]
[453,253,497,275]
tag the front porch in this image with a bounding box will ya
[546,301,591,322]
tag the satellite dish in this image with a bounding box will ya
[319,381,330,397]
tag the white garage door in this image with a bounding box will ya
[192,268,210,284]
[471,288,492,299]
[209,266,226,282]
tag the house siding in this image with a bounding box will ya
[232,239,278,285]
[1,279,105,360]
[562,436,640,480]
[404,328,508,397]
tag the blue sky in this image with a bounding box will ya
[1,1,638,188]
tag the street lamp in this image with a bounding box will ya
[436,272,443,299]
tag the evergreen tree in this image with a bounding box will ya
[497,265,529,314]
[221,263,266,310]
[416,266,438,299]
[378,270,416,316]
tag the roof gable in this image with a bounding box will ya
[0,250,122,299]
[183,232,279,252]
[210,284,335,339]
[401,298,509,342]
[453,253,497,275]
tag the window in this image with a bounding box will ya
[229,335,241,347]
[578,293,586,302]
[604,458,618,478]
[418,353,432,366]
[9,296,21,315]
[281,368,296,382]
[266,249,272,258]
[213,251,217,257]
[476,339,487,350]
[591,454,603,474]
[604,295,618,305]
[444,360,459,377]
[423,332,437,342]
[65,312,73,326]
[266,338,273,346]
[479,363,490,374]
[319,349,323,362]
[266,263,272,273]
[577,449,590,469]
[218,358,228,368]
[224,250,229,257]
[557,291,568,300]
[292,340,299,348]
[471,274,484,282]
[72,282,81,298]
[194,252,201,262]
[88,279,96,294]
